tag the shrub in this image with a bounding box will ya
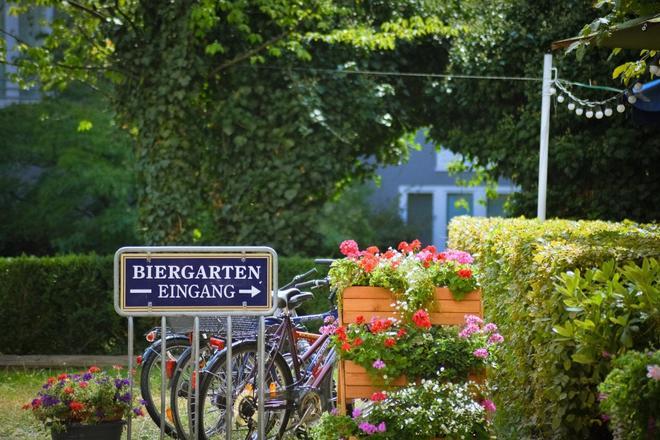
[449,217,660,439]
[0,254,323,355]
[598,350,660,439]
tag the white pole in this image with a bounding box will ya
[537,53,553,221]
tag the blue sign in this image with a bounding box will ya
[114,247,276,316]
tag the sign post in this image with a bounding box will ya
[114,246,277,440]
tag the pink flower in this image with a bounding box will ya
[488,333,504,344]
[647,364,660,381]
[459,323,480,339]
[483,323,498,333]
[352,407,362,418]
[339,240,360,258]
[473,348,489,359]
[597,392,608,401]
[465,315,483,326]
[481,399,496,412]
[377,421,386,432]
[372,359,386,369]
[443,249,474,264]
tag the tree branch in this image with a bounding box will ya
[214,30,292,73]
[64,0,109,21]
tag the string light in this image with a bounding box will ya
[553,77,634,120]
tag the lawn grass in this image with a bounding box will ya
[0,367,161,440]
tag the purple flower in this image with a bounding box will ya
[647,364,660,381]
[372,359,386,370]
[82,373,93,381]
[473,348,489,359]
[114,378,130,389]
[351,407,362,418]
[459,323,480,339]
[597,392,608,401]
[377,421,386,432]
[358,422,378,435]
[41,395,60,407]
[118,392,132,403]
[483,323,498,333]
[330,408,339,415]
[465,315,483,326]
[488,333,504,344]
[324,315,335,324]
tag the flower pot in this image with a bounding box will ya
[51,421,125,440]
[337,286,482,410]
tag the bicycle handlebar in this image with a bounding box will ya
[295,278,329,289]
[281,267,318,289]
[314,258,335,265]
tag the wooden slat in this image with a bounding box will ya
[343,311,475,325]
[343,286,481,302]
[342,298,481,313]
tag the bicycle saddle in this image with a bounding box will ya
[276,288,314,310]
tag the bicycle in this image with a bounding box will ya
[194,275,338,439]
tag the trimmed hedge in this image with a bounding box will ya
[448,217,660,439]
[0,254,327,355]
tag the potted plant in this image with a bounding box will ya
[23,365,144,440]
[328,240,484,404]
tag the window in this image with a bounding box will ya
[406,193,433,246]
[486,194,509,217]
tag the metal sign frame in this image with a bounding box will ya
[114,246,276,440]
[114,246,278,317]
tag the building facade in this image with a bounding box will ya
[1,4,53,108]
[370,130,516,248]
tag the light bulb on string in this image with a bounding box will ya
[567,102,576,111]
[633,82,643,93]
[575,107,584,116]
[595,107,604,119]
[557,95,565,103]
[651,64,659,76]
[628,94,637,104]
[586,108,594,118]
[604,107,613,117]
[617,103,626,113]
[549,86,557,95]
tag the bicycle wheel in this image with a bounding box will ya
[170,344,215,440]
[140,336,190,437]
[197,341,293,440]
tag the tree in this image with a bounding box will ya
[0,87,137,255]
[3,1,457,254]
[426,0,660,224]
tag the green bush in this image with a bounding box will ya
[448,217,660,439]
[598,350,660,440]
[0,254,325,355]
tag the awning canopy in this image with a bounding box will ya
[552,13,660,51]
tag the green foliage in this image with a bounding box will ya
[448,216,660,439]
[0,87,137,256]
[5,1,457,253]
[0,254,322,355]
[574,2,660,84]
[598,350,660,439]
[430,0,660,222]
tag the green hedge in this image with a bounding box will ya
[448,217,660,439]
[0,254,326,355]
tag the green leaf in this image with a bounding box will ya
[77,120,93,132]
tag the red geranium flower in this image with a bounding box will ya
[341,342,351,351]
[365,246,380,255]
[339,240,360,258]
[64,387,74,395]
[397,328,407,338]
[69,401,84,412]
[359,253,379,273]
[353,337,363,347]
[384,338,396,348]
[356,315,365,325]
[370,391,387,402]
[412,309,432,329]
[57,373,68,381]
[79,382,88,389]
[88,366,101,373]
[457,268,472,279]
[383,249,397,259]
[410,239,421,251]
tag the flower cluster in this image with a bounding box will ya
[311,378,490,440]
[23,366,144,430]
[333,314,503,384]
[329,240,479,314]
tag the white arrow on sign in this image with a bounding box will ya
[239,285,260,298]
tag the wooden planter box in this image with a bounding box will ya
[337,286,483,411]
